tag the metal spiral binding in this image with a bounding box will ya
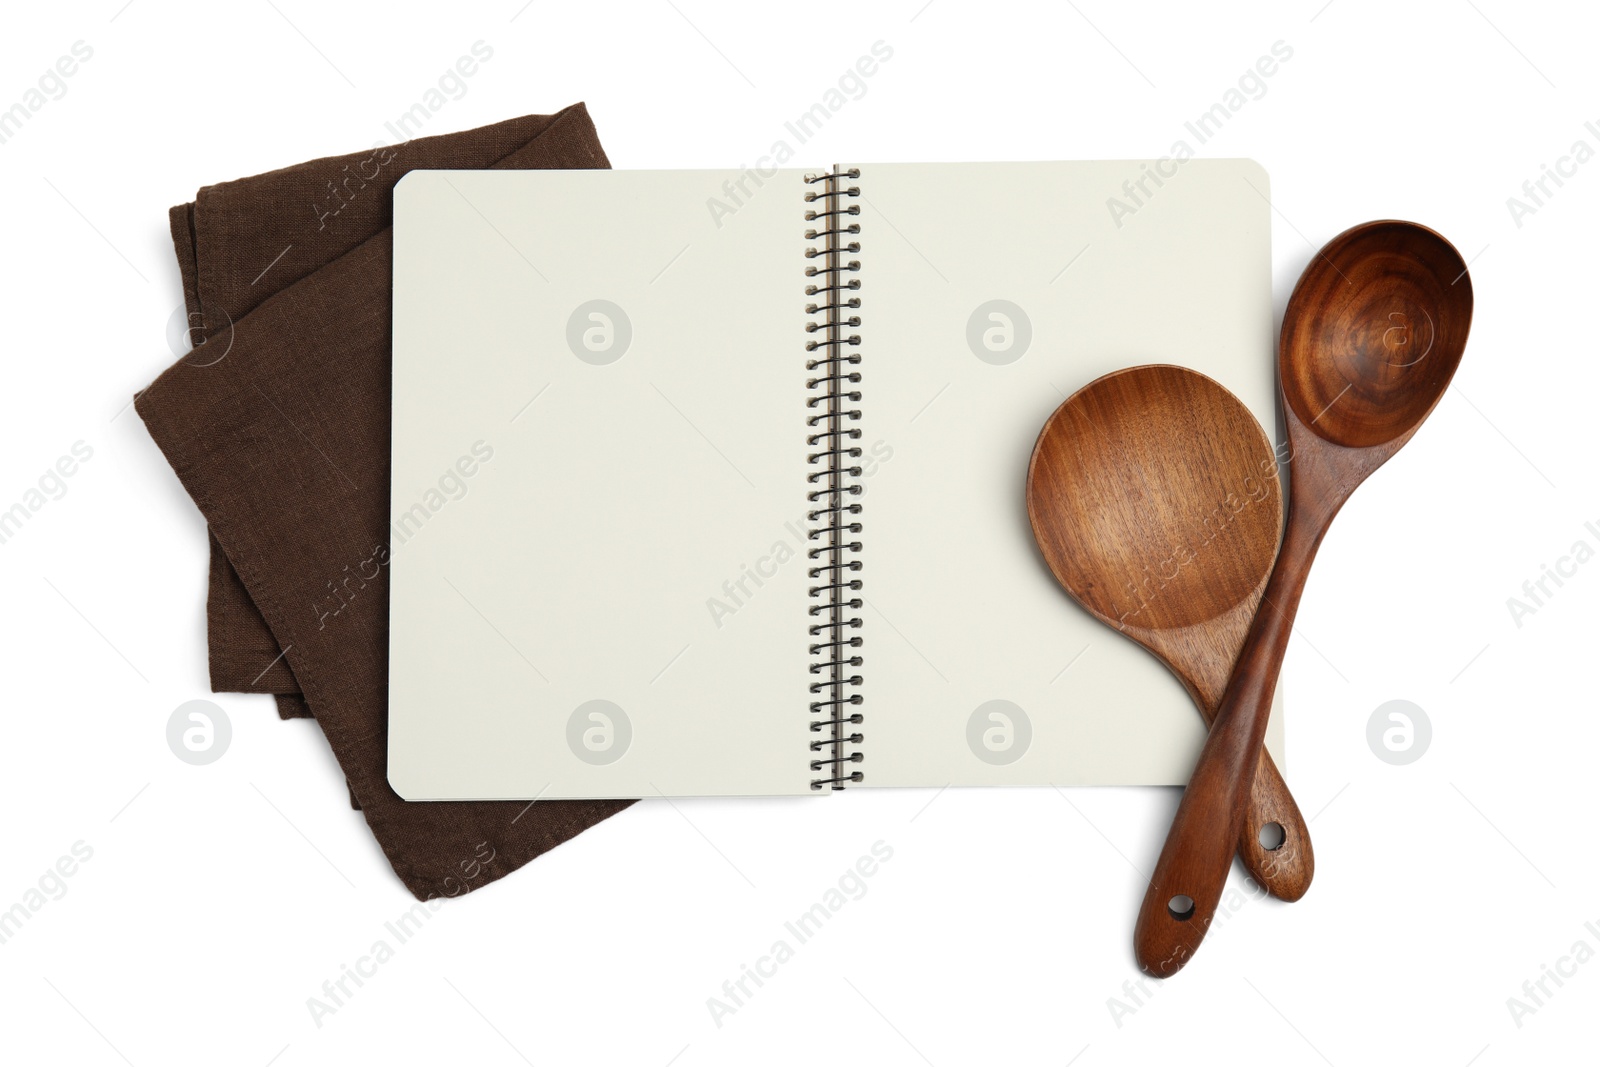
[803,167,865,790]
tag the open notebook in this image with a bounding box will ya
[387,159,1283,799]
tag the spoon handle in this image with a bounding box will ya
[1134,503,1327,975]
[1236,746,1313,901]
[1186,662,1313,901]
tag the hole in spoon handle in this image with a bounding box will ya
[1134,773,1246,976]
[1237,746,1315,902]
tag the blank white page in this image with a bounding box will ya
[849,160,1285,787]
[388,169,814,799]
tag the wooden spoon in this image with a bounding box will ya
[1026,365,1312,903]
[1134,220,1474,976]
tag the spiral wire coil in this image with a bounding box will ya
[803,167,866,789]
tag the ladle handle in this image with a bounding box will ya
[1134,502,1327,975]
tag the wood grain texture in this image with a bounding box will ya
[1026,365,1312,902]
[1133,221,1475,976]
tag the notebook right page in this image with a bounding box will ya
[851,159,1283,787]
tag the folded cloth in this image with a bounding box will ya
[139,105,632,898]
[174,111,590,699]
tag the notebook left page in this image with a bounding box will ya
[388,169,813,799]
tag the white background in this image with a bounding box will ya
[1,1,1595,1063]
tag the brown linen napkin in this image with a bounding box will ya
[175,111,587,702]
[139,105,633,898]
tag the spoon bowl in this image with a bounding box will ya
[1281,221,1472,449]
[1029,366,1281,632]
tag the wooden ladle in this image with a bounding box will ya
[1134,220,1474,976]
[1027,365,1312,902]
